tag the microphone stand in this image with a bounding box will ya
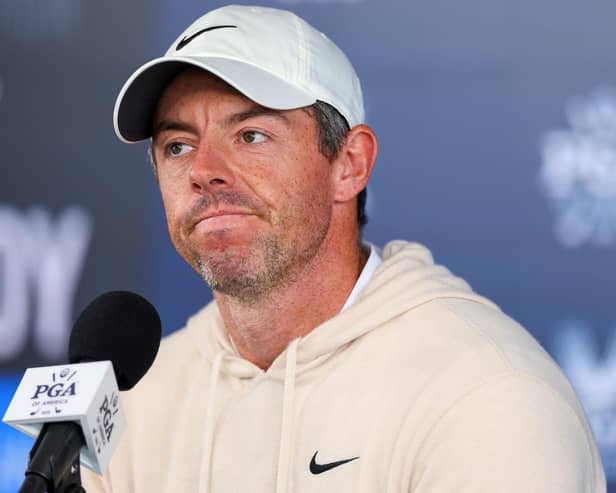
[19,421,87,493]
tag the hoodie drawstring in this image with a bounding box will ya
[276,338,299,493]
[198,341,299,493]
[199,351,225,493]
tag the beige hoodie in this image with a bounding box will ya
[82,241,606,492]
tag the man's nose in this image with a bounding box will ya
[189,142,235,193]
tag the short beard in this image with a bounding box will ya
[194,219,329,304]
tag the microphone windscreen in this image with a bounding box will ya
[68,291,162,390]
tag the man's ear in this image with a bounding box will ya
[332,124,379,203]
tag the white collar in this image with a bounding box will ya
[340,243,382,313]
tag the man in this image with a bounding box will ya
[84,4,605,492]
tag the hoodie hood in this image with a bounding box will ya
[186,240,498,380]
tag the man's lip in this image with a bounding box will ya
[192,210,256,229]
[199,210,253,220]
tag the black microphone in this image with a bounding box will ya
[68,291,162,390]
[16,291,162,493]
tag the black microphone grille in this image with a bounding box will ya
[68,291,162,390]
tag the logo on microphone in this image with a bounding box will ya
[29,367,78,416]
[92,392,120,454]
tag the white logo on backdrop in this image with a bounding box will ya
[0,0,82,40]
[539,87,616,248]
[0,206,92,362]
[551,321,616,480]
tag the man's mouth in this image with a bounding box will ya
[193,211,256,233]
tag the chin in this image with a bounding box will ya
[196,247,262,279]
[198,259,270,301]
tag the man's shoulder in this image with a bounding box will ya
[353,297,601,479]
[397,296,564,380]
[353,294,579,409]
[427,297,556,375]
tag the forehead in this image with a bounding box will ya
[153,67,316,125]
[155,68,249,117]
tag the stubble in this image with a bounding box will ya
[182,191,331,304]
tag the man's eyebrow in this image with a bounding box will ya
[152,120,198,141]
[152,106,289,141]
[223,105,290,126]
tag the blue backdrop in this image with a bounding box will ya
[1,0,615,490]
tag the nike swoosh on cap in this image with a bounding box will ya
[176,25,238,50]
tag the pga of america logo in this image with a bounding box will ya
[92,392,120,454]
[539,86,616,248]
[551,321,616,480]
[29,367,78,417]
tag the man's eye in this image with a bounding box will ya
[241,131,267,144]
[168,142,193,157]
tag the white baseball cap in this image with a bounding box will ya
[113,4,364,143]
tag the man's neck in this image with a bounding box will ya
[214,239,368,369]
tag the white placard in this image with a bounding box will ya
[2,361,126,474]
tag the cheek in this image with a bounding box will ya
[278,146,333,195]
[295,158,334,202]
[158,182,185,241]
[277,165,334,225]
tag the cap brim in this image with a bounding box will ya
[113,56,317,143]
